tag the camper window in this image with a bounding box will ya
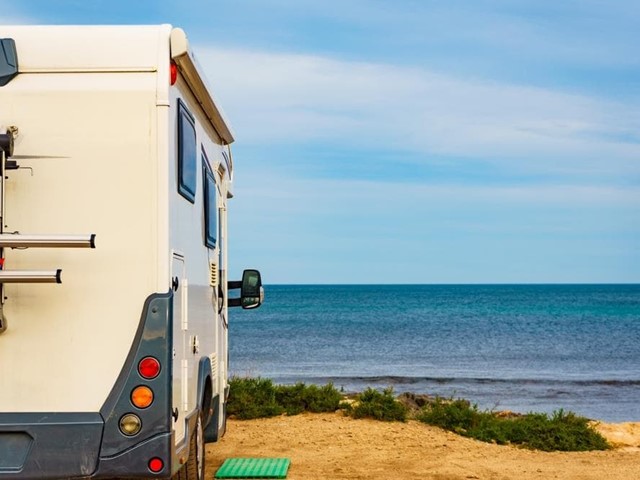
[203,155,217,248]
[177,100,197,203]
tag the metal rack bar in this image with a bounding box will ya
[0,234,96,248]
[0,270,62,284]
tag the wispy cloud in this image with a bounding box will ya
[233,170,640,217]
[229,169,640,283]
[2,0,637,283]
[198,46,640,182]
[203,1,640,75]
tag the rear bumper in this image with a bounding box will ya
[0,292,175,479]
[0,414,173,479]
[0,413,102,479]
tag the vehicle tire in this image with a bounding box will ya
[184,412,206,480]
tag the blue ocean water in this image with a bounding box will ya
[229,284,640,422]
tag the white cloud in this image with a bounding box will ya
[234,169,640,215]
[222,1,639,68]
[197,46,640,179]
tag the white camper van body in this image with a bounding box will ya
[0,25,257,479]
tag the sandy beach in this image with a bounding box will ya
[207,413,640,480]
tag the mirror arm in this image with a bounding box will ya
[227,280,242,290]
[228,298,241,308]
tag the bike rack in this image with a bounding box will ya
[0,129,96,333]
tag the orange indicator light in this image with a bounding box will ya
[131,385,154,409]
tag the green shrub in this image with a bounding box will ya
[275,382,343,415]
[417,397,479,434]
[348,388,408,422]
[228,377,343,418]
[504,409,611,452]
[301,383,344,413]
[227,377,283,419]
[416,397,610,451]
[274,382,307,415]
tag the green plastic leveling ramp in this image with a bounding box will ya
[215,458,291,479]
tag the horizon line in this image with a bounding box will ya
[262,282,640,286]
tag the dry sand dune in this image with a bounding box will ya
[206,413,640,480]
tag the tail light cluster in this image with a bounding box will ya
[98,294,173,477]
[118,356,161,438]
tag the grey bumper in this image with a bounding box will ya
[0,413,103,479]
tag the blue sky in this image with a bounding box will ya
[2,1,639,283]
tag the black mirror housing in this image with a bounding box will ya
[228,269,264,309]
[240,269,263,309]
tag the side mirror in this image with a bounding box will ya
[228,269,264,309]
[240,269,264,309]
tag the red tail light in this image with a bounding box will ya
[148,457,164,473]
[138,357,160,379]
[170,62,178,85]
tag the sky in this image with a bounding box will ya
[2,1,638,284]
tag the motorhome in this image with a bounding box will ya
[0,25,263,479]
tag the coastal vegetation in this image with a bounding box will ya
[344,387,409,422]
[227,377,610,451]
[227,377,344,419]
[415,397,610,452]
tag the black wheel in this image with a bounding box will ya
[185,412,205,480]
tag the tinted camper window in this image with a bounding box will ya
[178,100,196,202]
[203,154,217,248]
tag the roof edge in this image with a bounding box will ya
[170,28,235,145]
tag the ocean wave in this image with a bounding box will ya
[270,375,640,388]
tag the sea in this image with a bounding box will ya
[228,284,640,422]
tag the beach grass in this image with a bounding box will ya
[345,387,409,422]
[227,377,610,451]
[415,397,610,451]
[276,382,344,415]
[226,377,284,420]
[227,377,343,419]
